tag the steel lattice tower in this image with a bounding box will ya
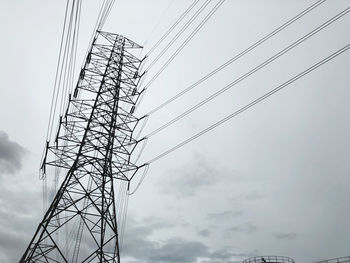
[21,31,145,262]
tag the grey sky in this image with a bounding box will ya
[0,131,27,175]
[0,1,350,262]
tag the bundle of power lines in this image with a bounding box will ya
[124,0,349,194]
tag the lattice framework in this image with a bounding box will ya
[21,31,145,263]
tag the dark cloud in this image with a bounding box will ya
[122,216,254,263]
[0,131,27,175]
[0,185,41,262]
[198,229,210,237]
[273,232,298,240]
[0,225,31,262]
[122,217,208,262]
[148,238,209,263]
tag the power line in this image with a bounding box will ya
[128,165,150,195]
[81,0,108,65]
[52,0,75,133]
[133,0,225,112]
[145,0,200,56]
[146,0,327,116]
[144,43,350,164]
[45,0,70,141]
[145,0,212,71]
[140,0,174,56]
[145,6,350,138]
[45,0,116,145]
[79,0,116,75]
[97,0,116,30]
[132,0,327,143]
[48,0,84,140]
[61,0,82,117]
[142,0,226,91]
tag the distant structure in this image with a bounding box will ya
[20,31,145,262]
[243,255,350,263]
[316,257,350,263]
[243,256,295,263]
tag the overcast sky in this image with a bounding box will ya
[0,1,350,263]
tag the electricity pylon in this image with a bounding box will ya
[20,31,146,262]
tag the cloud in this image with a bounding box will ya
[124,235,252,263]
[198,229,210,237]
[273,232,298,240]
[0,131,27,175]
[226,223,258,235]
[158,154,240,198]
[122,216,255,263]
[207,210,243,221]
[208,248,258,262]
[0,185,42,262]
[158,156,216,198]
[148,238,209,263]
[122,217,208,263]
[240,191,265,201]
[0,225,31,262]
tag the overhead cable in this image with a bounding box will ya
[141,0,175,55]
[128,165,150,195]
[142,0,226,91]
[145,6,350,138]
[145,0,200,56]
[45,0,70,141]
[97,0,116,30]
[145,0,212,71]
[144,43,350,164]
[146,0,327,116]
[42,0,83,179]
[61,0,83,117]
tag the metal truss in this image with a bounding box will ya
[243,256,295,263]
[317,257,350,263]
[20,31,145,263]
